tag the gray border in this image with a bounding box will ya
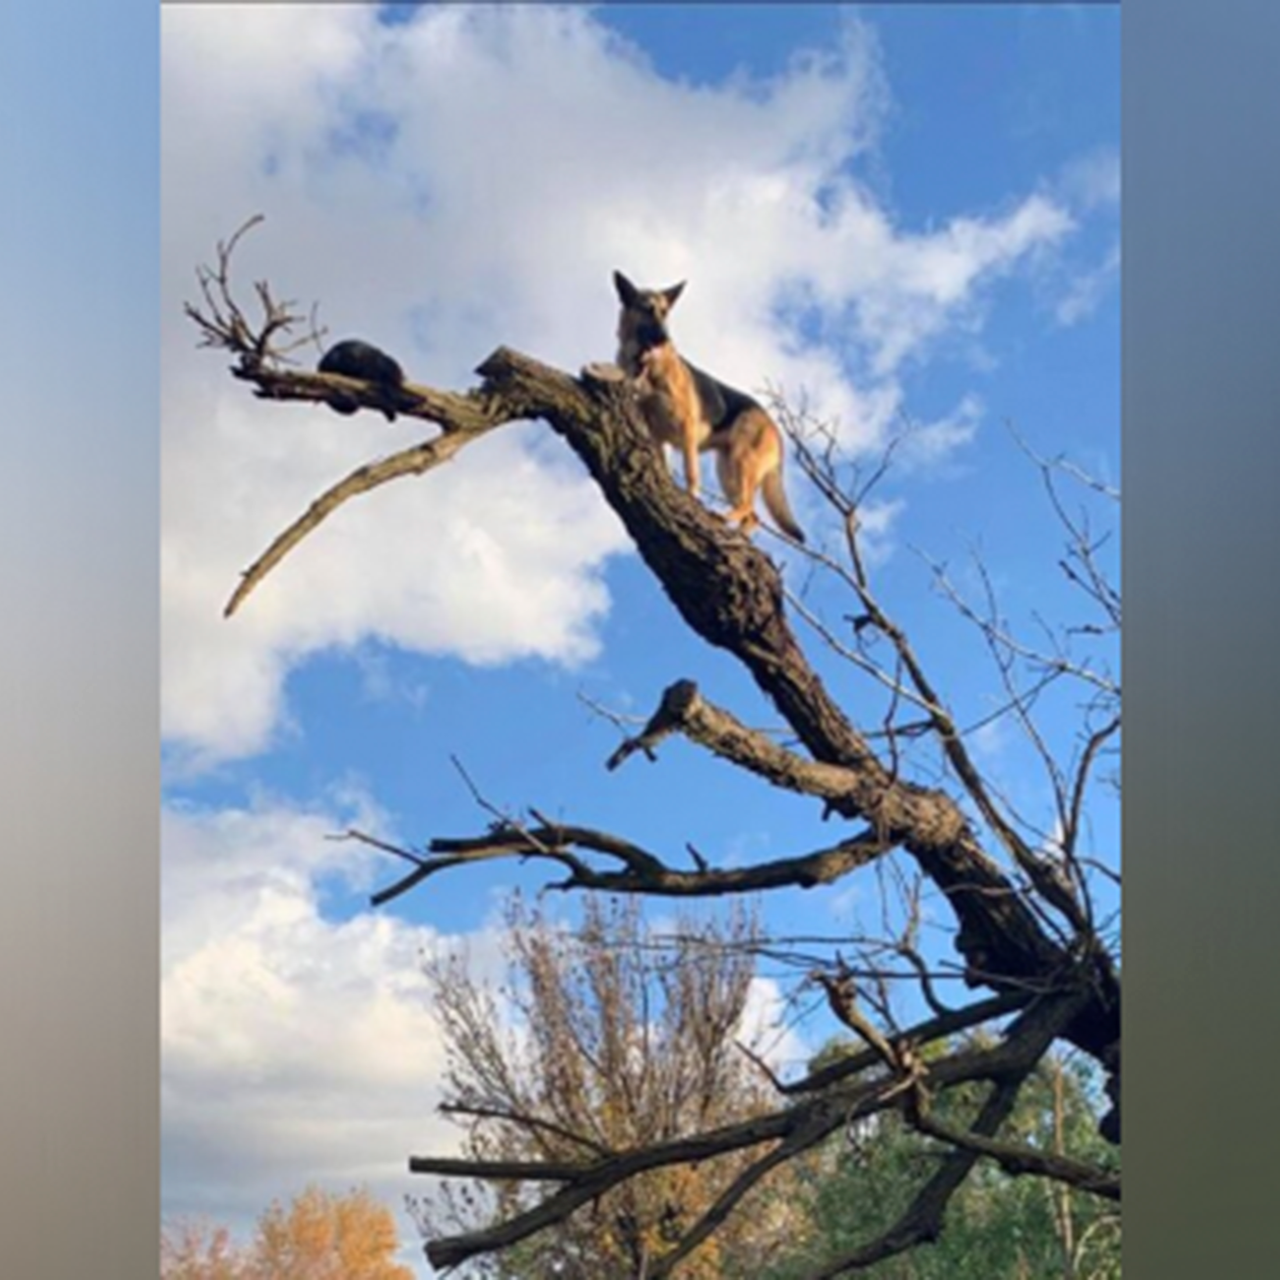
[0,0,159,1275]
[1126,0,1280,1275]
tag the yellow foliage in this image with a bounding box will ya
[162,1185,414,1280]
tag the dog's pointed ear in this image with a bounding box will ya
[614,271,640,306]
[663,280,687,308]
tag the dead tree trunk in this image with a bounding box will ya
[187,222,1120,1276]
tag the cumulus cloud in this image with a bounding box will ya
[161,794,537,1274]
[161,797,463,1234]
[159,797,806,1243]
[163,4,1097,764]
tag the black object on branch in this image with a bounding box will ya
[318,339,406,422]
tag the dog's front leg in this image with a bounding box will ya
[681,427,701,497]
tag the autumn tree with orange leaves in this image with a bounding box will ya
[161,1185,414,1280]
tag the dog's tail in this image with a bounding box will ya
[762,466,806,544]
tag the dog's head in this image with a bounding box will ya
[614,271,686,350]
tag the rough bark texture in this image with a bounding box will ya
[474,349,1118,1066]
[223,336,1119,1112]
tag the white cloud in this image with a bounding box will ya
[967,712,1014,765]
[1055,241,1121,326]
[163,4,1098,764]
[850,496,907,569]
[352,643,431,711]
[160,802,808,1242]
[1058,148,1121,213]
[897,394,984,471]
[161,385,623,763]
[738,975,812,1078]
[161,795,469,1252]
[1037,148,1119,325]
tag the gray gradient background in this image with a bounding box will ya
[1123,1,1280,1274]
[0,0,159,1275]
[2,0,1278,1276]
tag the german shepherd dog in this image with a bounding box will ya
[613,271,805,543]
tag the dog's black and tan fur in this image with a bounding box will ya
[613,271,804,543]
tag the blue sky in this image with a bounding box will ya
[161,3,1118,1261]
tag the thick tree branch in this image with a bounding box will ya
[475,352,1098,1020]
[361,820,894,905]
[913,1104,1120,1201]
[416,1097,846,1269]
[194,244,1100,1018]
[810,1073,1030,1278]
[646,1121,831,1279]
[416,989,1089,1271]
[215,334,1118,1081]
[223,426,491,617]
[437,1102,612,1159]
[607,678,881,816]
[807,989,1084,1277]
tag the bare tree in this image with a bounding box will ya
[413,894,808,1279]
[186,219,1119,1277]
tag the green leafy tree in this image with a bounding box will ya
[764,1042,1120,1280]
